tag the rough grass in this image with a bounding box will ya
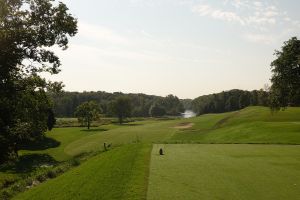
[147,144,300,200]
[13,144,152,200]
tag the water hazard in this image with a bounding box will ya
[181,110,196,118]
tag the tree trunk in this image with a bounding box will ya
[119,115,123,124]
[87,119,90,129]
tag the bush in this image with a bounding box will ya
[36,174,47,182]
[0,190,12,200]
[47,170,57,179]
[70,158,80,166]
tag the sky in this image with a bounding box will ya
[49,0,300,99]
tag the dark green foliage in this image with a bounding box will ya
[181,99,193,110]
[149,103,166,117]
[70,158,80,166]
[111,96,132,124]
[0,156,82,199]
[50,91,185,118]
[0,0,77,163]
[162,95,185,115]
[47,109,56,131]
[75,101,101,129]
[192,89,269,115]
[269,37,300,110]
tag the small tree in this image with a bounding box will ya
[75,101,101,129]
[111,96,132,124]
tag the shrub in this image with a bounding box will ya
[36,174,47,182]
[47,170,57,179]
[70,158,80,166]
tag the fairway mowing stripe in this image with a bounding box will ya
[144,144,154,199]
[147,144,300,200]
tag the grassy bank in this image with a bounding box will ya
[14,144,152,200]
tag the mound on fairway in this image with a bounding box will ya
[14,144,151,200]
[170,106,300,144]
[147,144,300,200]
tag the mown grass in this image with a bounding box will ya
[170,106,300,144]
[147,144,300,200]
[0,124,116,192]
[13,144,152,200]
[19,124,117,161]
[19,106,300,161]
[63,120,179,156]
[2,106,300,199]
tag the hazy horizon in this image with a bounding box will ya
[47,0,300,99]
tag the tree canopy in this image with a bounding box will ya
[192,89,269,115]
[269,37,300,110]
[75,101,101,129]
[111,96,132,124]
[50,91,185,118]
[0,0,77,163]
[149,103,166,117]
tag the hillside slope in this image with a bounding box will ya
[171,106,300,144]
[14,144,151,200]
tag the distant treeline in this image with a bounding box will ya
[51,89,269,118]
[51,91,185,117]
[191,89,269,115]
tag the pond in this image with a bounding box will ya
[181,110,196,118]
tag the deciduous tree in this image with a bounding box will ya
[75,101,101,129]
[269,37,300,110]
[0,0,77,162]
[111,96,132,124]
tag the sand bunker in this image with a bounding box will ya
[174,122,194,129]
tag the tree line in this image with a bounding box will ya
[191,89,269,115]
[52,88,270,119]
[51,92,185,118]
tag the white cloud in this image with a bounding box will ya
[192,4,245,25]
[192,2,279,27]
[253,1,263,8]
[190,1,299,44]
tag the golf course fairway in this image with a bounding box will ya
[147,144,300,200]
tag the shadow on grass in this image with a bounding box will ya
[0,154,58,174]
[20,137,61,151]
[80,128,108,132]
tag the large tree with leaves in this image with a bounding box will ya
[269,37,300,110]
[75,101,101,129]
[0,0,77,163]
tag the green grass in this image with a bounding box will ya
[170,106,300,144]
[2,106,300,199]
[20,106,300,161]
[13,144,152,200]
[63,120,179,156]
[0,124,117,191]
[147,144,300,200]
